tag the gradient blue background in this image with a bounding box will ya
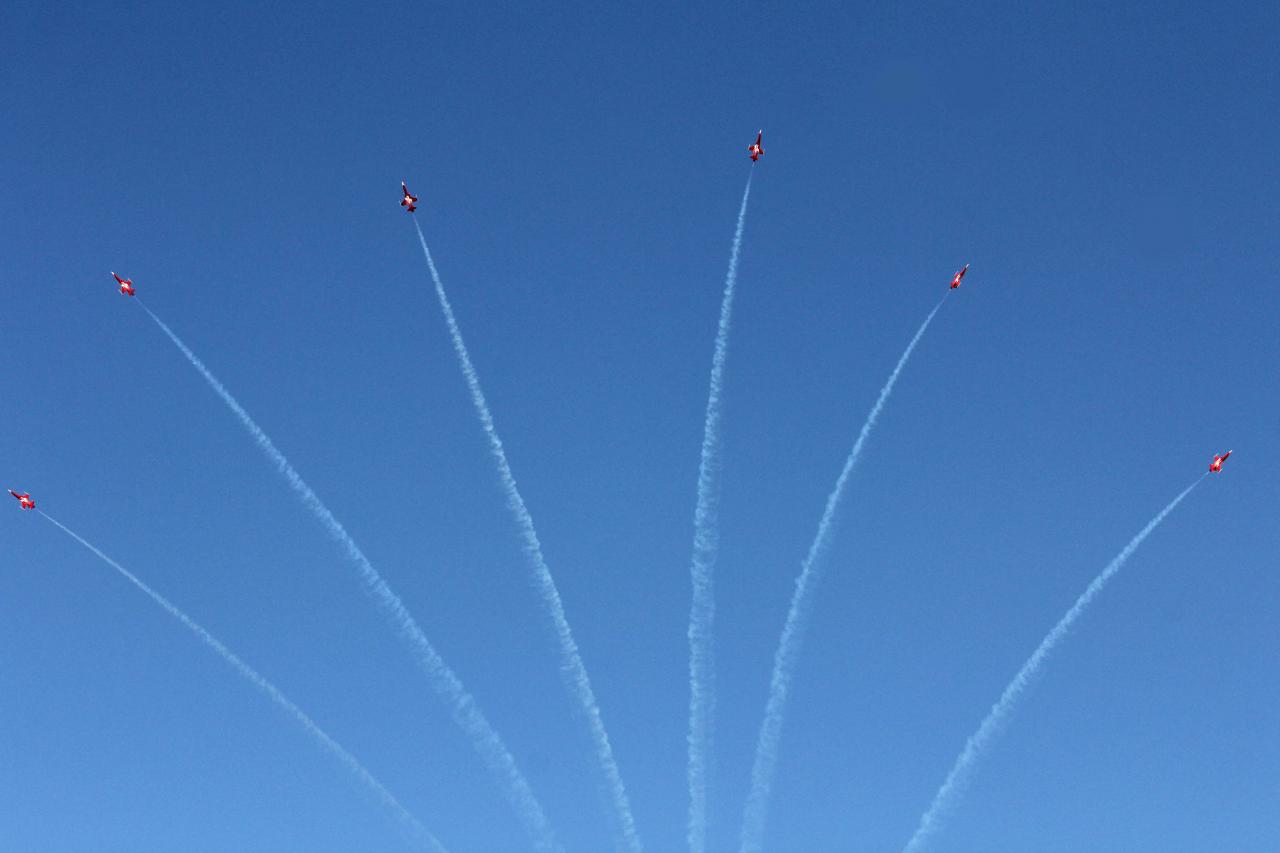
[3,1,1276,850]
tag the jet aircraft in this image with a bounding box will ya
[401,182,418,213]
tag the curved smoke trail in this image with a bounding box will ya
[37,510,444,852]
[411,219,641,852]
[740,296,948,853]
[687,171,753,853]
[902,476,1205,853]
[135,301,558,852]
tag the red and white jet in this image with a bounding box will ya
[1209,450,1232,473]
[949,264,970,289]
[748,130,764,162]
[9,490,34,511]
[112,272,135,296]
[400,181,418,213]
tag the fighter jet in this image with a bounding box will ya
[748,130,764,162]
[950,264,970,289]
[1209,450,1232,473]
[9,490,34,510]
[401,181,418,213]
[112,272,135,296]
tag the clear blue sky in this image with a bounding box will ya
[3,1,1277,850]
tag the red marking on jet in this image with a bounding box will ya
[748,130,764,162]
[950,264,970,290]
[1209,450,1232,473]
[9,490,34,510]
[112,272,135,296]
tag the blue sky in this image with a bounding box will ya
[3,1,1277,850]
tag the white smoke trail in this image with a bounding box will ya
[740,296,948,853]
[902,476,1205,853]
[687,171,753,853]
[37,510,444,852]
[411,218,641,852]
[135,300,558,851]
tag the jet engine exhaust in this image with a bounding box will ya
[411,218,640,853]
[902,475,1207,853]
[37,510,443,852]
[136,300,558,851]
[687,170,753,853]
[740,294,949,853]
